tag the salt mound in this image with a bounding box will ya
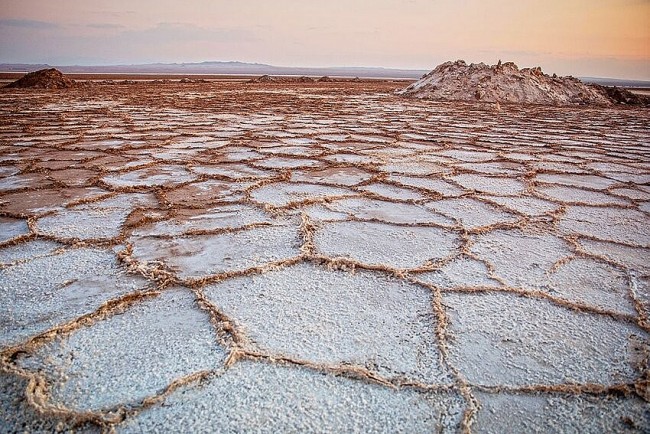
[398,60,611,106]
[5,68,75,89]
[179,78,208,84]
[248,75,276,83]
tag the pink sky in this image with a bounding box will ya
[1,0,648,79]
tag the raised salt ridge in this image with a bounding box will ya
[398,60,612,106]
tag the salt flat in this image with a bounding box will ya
[0,80,648,433]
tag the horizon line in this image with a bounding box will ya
[1,60,649,83]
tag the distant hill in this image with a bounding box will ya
[578,77,650,88]
[0,61,429,79]
[1,62,648,86]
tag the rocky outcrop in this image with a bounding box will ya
[398,60,613,106]
[5,68,75,89]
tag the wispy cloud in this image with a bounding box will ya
[86,23,125,29]
[88,10,136,18]
[117,22,258,44]
[0,19,59,29]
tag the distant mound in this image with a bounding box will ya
[318,76,334,82]
[594,85,650,106]
[398,60,612,106]
[5,68,75,89]
[248,75,276,83]
[179,78,208,83]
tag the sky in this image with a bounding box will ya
[0,0,648,79]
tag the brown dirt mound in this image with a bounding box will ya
[5,68,75,89]
[398,60,612,106]
[318,76,334,82]
[592,85,650,106]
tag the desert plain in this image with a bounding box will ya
[0,78,649,433]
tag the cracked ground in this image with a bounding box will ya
[0,80,649,433]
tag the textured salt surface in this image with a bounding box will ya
[131,223,300,280]
[0,217,29,242]
[0,372,99,433]
[0,248,150,347]
[17,289,226,411]
[36,194,156,240]
[470,230,571,289]
[328,198,454,225]
[1,81,648,433]
[426,198,519,229]
[443,292,646,386]
[416,257,501,289]
[250,182,354,208]
[0,240,62,265]
[121,361,464,433]
[205,263,451,383]
[315,221,459,269]
[474,392,649,434]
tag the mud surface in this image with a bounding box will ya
[0,81,649,433]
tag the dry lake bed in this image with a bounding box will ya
[0,80,648,433]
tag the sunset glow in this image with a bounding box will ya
[1,0,649,79]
